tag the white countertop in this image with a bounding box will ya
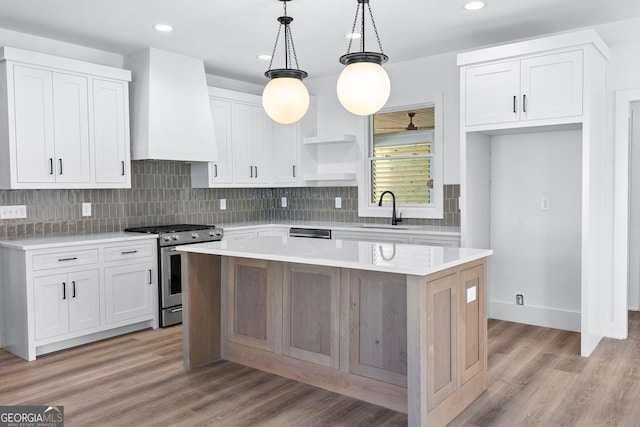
[219,221,461,237]
[0,232,158,250]
[178,236,491,276]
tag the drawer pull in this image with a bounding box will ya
[49,158,54,175]
[58,257,78,262]
[62,282,66,300]
[72,281,76,298]
[523,94,527,113]
[293,165,296,178]
[121,250,138,255]
[214,164,218,177]
[170,307,183,313]
[121,160,125,176]
[513,95,516,113]
[148,269,153,284]
[59,158,63,175]
[254,166,258,178]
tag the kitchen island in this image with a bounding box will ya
[178,236,492,426]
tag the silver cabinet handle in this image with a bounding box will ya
[58,257,78,262]
[121,160,125,176]
[513,95,517,113]
[254,166,258,178]
[49,158,54,175]
[148,269,153,284]
[72,281,76,298]
[523,94,527,113]
[121,250,138,255]
[62,282,66,300]
[214,164,218,178]
[250,165,253,178]
[58,158,63,175]
[293,165,296,178]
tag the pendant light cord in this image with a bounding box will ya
[267,0,302,72]
[345,0,385,56]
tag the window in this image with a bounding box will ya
[358,100,443,219]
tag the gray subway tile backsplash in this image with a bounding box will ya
[0,160,460,241]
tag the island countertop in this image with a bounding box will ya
[177,235,492,276]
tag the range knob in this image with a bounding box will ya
[172,235,180,241]
[209,230,215,236]
[191,232,200,239]
[163,235,171,241]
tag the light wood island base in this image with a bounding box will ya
[182,252,488,427]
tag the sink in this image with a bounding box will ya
[357,224,410,230]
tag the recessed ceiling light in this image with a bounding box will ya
[464,1,486,11]
[346,32,361,40]
[257,54,272,61]
[153,24,174,32]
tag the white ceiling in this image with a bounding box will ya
[0,0,639,85]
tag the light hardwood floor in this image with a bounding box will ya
[1,312,639,426]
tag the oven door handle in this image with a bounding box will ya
[169,307,183,313]
[169,247,177,252]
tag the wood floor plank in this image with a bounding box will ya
[1,312,640,426]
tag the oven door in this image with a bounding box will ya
[161,246,183,309]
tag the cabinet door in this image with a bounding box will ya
[13,65,56,183]
[68,269,101,333]
[271,122,299,184]
[459,263,485,385]
[251,105,270,184]
[232,103,254,184]
[465,60,520,126]
[283,264,340,367]
[209,98,233,184]
[426,272,458,410]
[104,261,154,324]
[34,273,69,340]
[520,50,583,121]
[227,258,274,351]
[349,270,407,387]
[52,72,91,184]
[93,79,129,184]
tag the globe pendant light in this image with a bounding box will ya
[262,0,309,124]
[337,0,390,116]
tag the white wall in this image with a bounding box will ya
[630,102,640,310]
[489,129,583,331]
[306,51,460,185]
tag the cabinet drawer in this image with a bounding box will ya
[32,249,99,271]
[104,242,155,262]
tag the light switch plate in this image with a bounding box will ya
[82,202,92,217]
[0,205,27,219]
[335,197,342,209]
[281,197,287,208]
[220,199,227,210]
[541,197,550,211]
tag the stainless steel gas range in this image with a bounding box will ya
[124,224,223,327]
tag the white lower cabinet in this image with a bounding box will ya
[0,236,157,361]
[34,269,100,340]
[104,262,154,324]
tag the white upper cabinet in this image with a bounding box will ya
[92,79,130,184]
[462,46,586,129]
[0,47,132,189]
[233,102,270,185]
[191,87,317,188]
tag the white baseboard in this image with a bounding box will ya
[489,300,580,332]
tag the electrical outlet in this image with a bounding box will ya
[82,202,92,217]
[541,197,550,211]
[220,199,227,210]
[281,197,287,208]
[0,205,27,219]
[516,294,524,305]
[335,197,342,209]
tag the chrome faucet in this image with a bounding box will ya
[378,190,402,226]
